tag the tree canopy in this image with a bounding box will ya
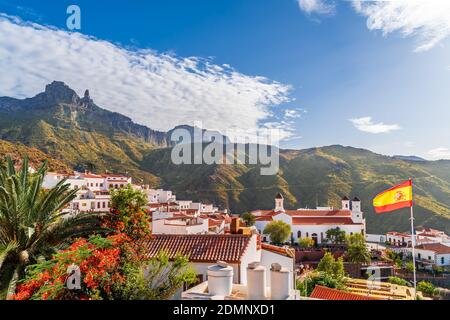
[345,233,371,264]
[263,220,291,245]
[325,228,346,244]
[241,212,256,227]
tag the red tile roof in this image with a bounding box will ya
[141,234,251,263]
[208,219,224,228]
[416,243,450,254]
[261,243,295,258]
[252,209,352,217]
[255,216,273,222]
[310,285,378,300]
[81,173,104,179]
[292,217,361,225]
[286,209,352,217]
[387,231,411,237]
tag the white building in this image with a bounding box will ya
[44,171,134,215]
[386,231,412,247]
[386,228,450,248]
[142,188,176,204]
[414,243,450,269]
[152,216,209,235]
[252,194,365,244]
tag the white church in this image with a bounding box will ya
[251,193,366,245]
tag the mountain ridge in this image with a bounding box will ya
[0,82,449,234]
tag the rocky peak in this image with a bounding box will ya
[43,81,79,104]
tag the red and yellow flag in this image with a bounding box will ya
[373,180,413,214]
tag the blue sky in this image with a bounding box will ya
[0,0,449,159]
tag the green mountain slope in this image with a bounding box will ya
[142,145,450,234]
[0,139,71,172]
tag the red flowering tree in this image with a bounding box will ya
[12,185,196,300]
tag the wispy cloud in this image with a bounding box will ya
[0,14,292,136]
[349,116,401,134]
[427,147,450,160]
[352,0,450,52]
[284,108,306,119]
[297,0,336,15]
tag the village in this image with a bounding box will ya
[41,169,450,300]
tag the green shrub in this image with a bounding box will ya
[417,281,438,297]
[388,276,411,287]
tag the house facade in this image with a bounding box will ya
[414,243,450,269]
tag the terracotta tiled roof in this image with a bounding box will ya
[286,210,352,217]
[292,217,360,225]
[255,216,273,222]
[208,219,224,227]
[253,209,352,217]
[141,234,251,263]
[310,285,378,300]
[261,243,295,258]
[81,173,104,179]
[416,243,450,254]
[387,231,411,237]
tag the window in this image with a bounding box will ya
[418,253,421,259]
[441,257,445,264]
[428,256,432,261]
[97,202,100,209]
[306,232,309,238]
[297,231,301,239]
[82,203,87,207]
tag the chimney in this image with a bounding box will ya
[230,217,240,234]
[274,193,284,212]
[247,262,267,300]
[207,262,233,297]
[270,263,290,300]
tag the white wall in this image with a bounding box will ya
[152,218,208,235]
[238,234,262,285]
[366,234,386,243]
[260,250,294,289]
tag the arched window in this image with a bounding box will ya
[297,231,301,239]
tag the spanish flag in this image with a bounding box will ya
[373,180,413,214]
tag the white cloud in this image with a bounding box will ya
[0,14,292,136]
[297,0,336,15]
[352,0,450,52]
[284,108,306,119]
[349,116,401,134]
[427,147,450,160]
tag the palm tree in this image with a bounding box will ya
[0,157,103,299]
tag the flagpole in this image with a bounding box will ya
[409,179,417,300]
